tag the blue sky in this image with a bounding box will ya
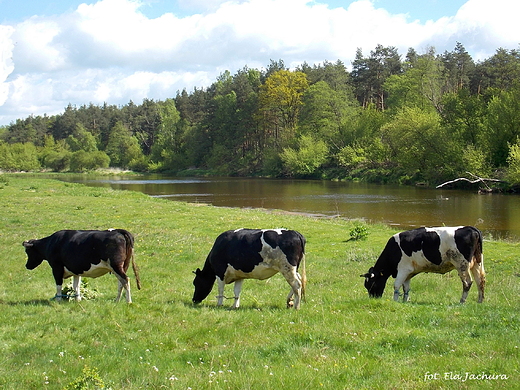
[0,0,518,124]
[1,0,468,23]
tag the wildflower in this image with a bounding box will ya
[152,366,159,372]
[169,375,179,381]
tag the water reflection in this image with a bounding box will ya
[60,175,520,240]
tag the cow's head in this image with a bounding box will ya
[361,267,387,298]
[192,268,216,304]
[23,240,45,270]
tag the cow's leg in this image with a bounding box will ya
[113,274,131,303]
[73,275,82,301]
[457,267,473,304]
[111,263,132,303]
[470,257,486,303]
[232,280,244,309]
[393,271,411,302]
[216,277,225,306]
[286,289,294,308]
[55,285,63,301]
[281,268,302,309]
[402,279,411,302]
[52,267,64,301]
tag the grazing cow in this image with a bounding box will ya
[193,229,306,309]
[361,226,485,303]
[23,229,141,303]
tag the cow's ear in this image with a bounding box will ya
[23,241,34,248]
[360,273,370,278]
[193,268,202,275]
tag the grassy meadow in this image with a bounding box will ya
[0,175,518,389]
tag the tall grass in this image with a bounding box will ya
[0,175,518,389]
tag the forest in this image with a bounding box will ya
[2,42,520,188]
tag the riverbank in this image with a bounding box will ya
[0,176,518,389]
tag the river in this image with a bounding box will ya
[60,175,520,240]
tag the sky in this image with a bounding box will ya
[0,0,519,125]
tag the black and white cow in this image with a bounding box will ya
[23,229,141,303]
[193,229,306,309]
[361,226,485,303]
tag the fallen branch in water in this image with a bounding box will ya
[436,172,503,191]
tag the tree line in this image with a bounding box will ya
[2,42,520,188]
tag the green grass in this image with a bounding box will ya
[0,175,518,389]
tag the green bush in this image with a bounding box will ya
[349,221,369,240]
[0,142,41,171]
[69,151,110,172]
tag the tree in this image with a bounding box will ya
[382,107,458,182]
[69,150,110,172]
[123,99,161,155]
[351,45,402,110]
[506,139,520,184]
[281,135,328,177]
[441,89,486,146]
[66,124,98,152]
[472,48,520,94]
[484,84,520,167]
[298,81,358,152]
[106,121,146,169]
[258,70,309,147]
[441,42,475,92]
[384,47,445,113]
[150,99,188,171]
[0,142,41,171]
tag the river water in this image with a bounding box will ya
[61,175,520,240]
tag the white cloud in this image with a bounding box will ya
[1,0,519,125]
[0,25,15,106]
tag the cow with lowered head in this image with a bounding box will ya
[23,229,141,303]
[193,229,306,309]
[361,226,485,303]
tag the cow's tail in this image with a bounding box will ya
[300,253,307,302]
[115,229,141,290]
[132,253,142,290]
[474,227,484,265]
[298,232,307,302]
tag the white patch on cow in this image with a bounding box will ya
[393,227,465,275]
[223,263,278,284]
[63,260,113,279]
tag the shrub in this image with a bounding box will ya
[349,221,369,240]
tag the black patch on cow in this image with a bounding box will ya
[381,236,403,278]
[263,229,304,267]
[210,229,264,279]
[454,226,481,262]
[398,228,442,265]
